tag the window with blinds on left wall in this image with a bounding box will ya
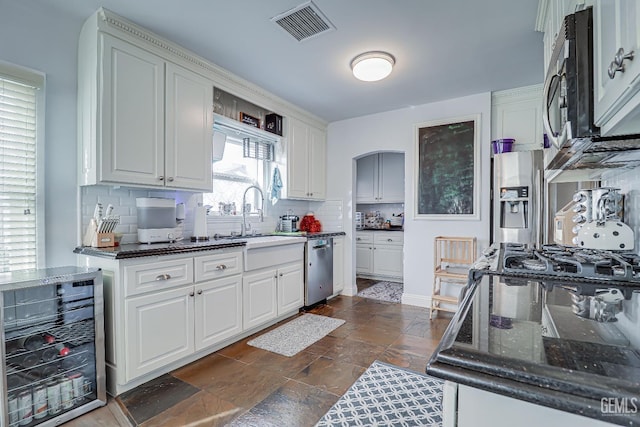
[0,63,44,272]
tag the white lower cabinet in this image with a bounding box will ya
[243,261,304,330]
[124,272,243,382]
[373,245,403,277]
[125,286,194,381]
[243,269,278,330]
[356,244,374,275]
[277,263,304,315]
[195,275,242,351]
[356,231,403,279]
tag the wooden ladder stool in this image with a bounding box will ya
[430,236,477,319]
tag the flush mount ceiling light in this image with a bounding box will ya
[350,51,395,82]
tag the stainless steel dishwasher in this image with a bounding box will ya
[305,237,333,306]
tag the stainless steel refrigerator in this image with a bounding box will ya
[492,150,544,246]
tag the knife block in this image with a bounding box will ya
[92,232,115,248]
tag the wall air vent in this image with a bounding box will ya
[271,1,335,42]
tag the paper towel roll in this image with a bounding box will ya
[193,206,208,240]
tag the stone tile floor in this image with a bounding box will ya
[66,280,452,427]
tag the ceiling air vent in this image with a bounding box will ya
[271,1,335,42]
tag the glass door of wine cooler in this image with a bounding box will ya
[0,267,106,427]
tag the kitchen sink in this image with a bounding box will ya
[243,235,307,271]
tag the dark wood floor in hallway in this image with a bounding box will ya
[66,288,453,426]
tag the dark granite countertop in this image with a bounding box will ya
[74,231,346,259]
[427,273,640,426]
[74,240,245,259]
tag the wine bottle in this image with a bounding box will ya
[17,334,45,351]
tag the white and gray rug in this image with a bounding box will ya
[247,314,345,357]
[315,360,444,427]
[357,281,403,303]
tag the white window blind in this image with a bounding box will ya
[0,74,39,272]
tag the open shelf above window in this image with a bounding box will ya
[213,113,281,145]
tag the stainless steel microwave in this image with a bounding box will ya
[543,7,599,150]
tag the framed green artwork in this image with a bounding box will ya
[414,114,481,220]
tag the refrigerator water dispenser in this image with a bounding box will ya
[500,186,529,229]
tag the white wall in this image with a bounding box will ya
[327,93,492,306]
[0,2,84,267]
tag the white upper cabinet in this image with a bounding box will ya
[79,11,214,192]
[491,85,544,152]
[593,0,640,135]
[98,35,165,187]
[285,116,326,200]
[165,63,213,190]
[356,153,404,203]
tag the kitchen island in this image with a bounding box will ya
[427,272,640,427]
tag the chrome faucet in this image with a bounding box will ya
[241,185,264,236]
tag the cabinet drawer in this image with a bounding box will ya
[355,233,373,244]
[194,250,242,282]
[124,258,193,297]
[374,232,404,245]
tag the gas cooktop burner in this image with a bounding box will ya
[521,258,547,271]
[494,243,640,297]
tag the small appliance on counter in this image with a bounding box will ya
[279,210,299,232]
[136,198,185,243]
[388,213,403,228]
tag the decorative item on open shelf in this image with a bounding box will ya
[213,113,280,145]
[243,138,275,161]
[265,113,283,136]
[239,112,260,128]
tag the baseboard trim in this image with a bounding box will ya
[401,293,431,308]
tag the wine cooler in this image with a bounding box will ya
[0,267,106,427]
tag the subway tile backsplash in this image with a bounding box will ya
[81,186,346,244]
[80,186,197,244]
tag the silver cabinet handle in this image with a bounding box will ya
[189,291,195,297]
[215,264,227,270]
[608,47,635,79]
[279,273,283,277]
[155,274,171,281]
[614,47,634,66]
[197,289,203,295]
[158,176,164,181]
[274,275,278,279]
[167,177,174,182]
[387,238,393,242]
[608,61,622,79]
